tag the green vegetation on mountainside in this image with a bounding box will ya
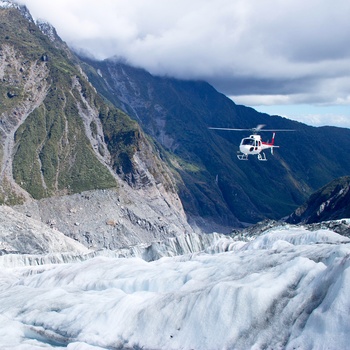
[98,104,140,175]
[0,8,126,201]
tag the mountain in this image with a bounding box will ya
[1,2,350,231]
[0,5,177,204]
[287,176,350,224]
[0,4,113,203]
[0,3,194,249]
[79,57,350,225]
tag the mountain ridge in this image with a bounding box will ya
[80,56,350,225]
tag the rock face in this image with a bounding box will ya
[0,43,50,202]
[0,6,115,203]
[286,176,350,224]
[1,197,225,267]
[0,5,179,203]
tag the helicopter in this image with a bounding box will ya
[209,124,294,161]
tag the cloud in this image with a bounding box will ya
[20,0,350,122]
[251,104,350,128]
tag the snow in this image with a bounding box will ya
[0,1,18,9]
[0,226,350,349]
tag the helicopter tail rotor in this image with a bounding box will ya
[271,132,276,145]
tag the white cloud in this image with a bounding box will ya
[231,95,293,106]
[19,0,350,127]
[285,113,350,128]
[251,104,350,128]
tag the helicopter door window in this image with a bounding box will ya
[242,139,255,145]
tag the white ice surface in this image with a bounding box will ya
[1,227,350,349]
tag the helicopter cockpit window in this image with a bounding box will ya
[242,138,255,146]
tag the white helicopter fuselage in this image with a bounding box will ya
[239,134,274,155]
[238,133,278,160]
[240,134,262,155]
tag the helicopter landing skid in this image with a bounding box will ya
[237,153,268,161]
[237,153,248,160]
[258,152,267,161]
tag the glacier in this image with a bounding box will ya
[0,225,350,349]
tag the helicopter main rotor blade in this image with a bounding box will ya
[208,127,252,131]
[209,127,294,132]
[257,129,295,132]
[250,124,295,132]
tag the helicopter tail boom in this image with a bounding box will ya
[262,132,276,146]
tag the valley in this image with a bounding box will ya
[0,2,350,349]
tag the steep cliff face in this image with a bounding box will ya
[287,176,350,224]
[0,6,179,208]
[0,7,117,203]
[0,43,49,202]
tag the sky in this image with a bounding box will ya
[18,0,350,128]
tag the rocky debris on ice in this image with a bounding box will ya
[0,205,89,256]
[13,186,194,251]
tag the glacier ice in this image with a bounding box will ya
[0,226,349,349]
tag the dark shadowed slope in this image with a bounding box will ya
[79,58,350,225]
[287,176,350,224]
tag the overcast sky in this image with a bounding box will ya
[19,0,350,128]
